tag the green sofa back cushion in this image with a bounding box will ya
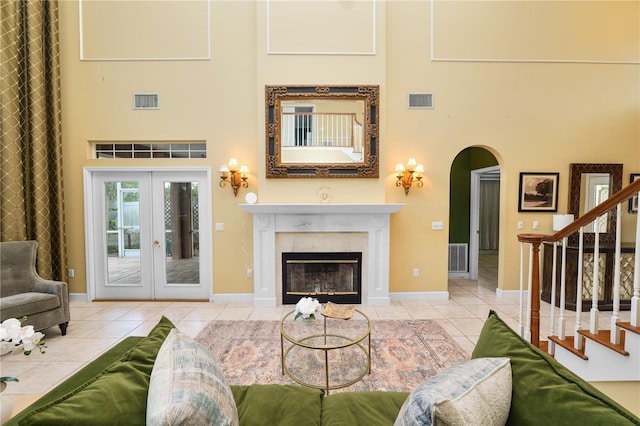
[231,384,324,426]
[322,391,409,426]
[20,316,175,426]
[472,310,640,426]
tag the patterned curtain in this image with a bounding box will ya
[0,0,67,280]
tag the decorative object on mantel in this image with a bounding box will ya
[322,302,355,320]
[294,297,321,322]
[219,158,249,197]
[395,158,424,195]
[245,192,258,205]
[316,186,333,204]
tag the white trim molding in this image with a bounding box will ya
[430,0,640,65]
[79,0,211,61]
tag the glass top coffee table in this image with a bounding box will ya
[280,306,371,394]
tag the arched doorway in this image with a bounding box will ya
[449,147,500,286]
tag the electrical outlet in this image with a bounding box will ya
[215,223,224,231]
[413,268,420,277]
[533,221,539,230]
[246,268,253,278]
[517,221,524,230]
[431,221,444,231]
[68,269,75,278]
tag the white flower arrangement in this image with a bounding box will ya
[294,297,322,320]
[1,317,46,388]
[1,317,46,356]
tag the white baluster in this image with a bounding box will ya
[548,241,558,355]
[611,204,622,344]
[590,217,600,334]
[575,227,584,350]
[632,199,640,327]
[558,236,568,340]
[526,244,533,342]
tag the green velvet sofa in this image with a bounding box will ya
[6,311,640,425]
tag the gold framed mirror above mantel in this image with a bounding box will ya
[265,85,379,178]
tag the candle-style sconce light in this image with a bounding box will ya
[219,158,249,197]
[395,157,424,196]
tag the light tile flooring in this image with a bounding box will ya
[1,253,631,409]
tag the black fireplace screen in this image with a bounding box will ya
[282,252,362,304]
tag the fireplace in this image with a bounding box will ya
[282,252,362,305]
[238,203,403,307]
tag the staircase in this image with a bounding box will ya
[518,176,640,383]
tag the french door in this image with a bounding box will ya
[88,170,211,300]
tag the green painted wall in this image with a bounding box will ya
[449,148,498,243]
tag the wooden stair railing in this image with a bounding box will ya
[518,177,640,348]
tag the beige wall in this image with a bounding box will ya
[59,1,639,299]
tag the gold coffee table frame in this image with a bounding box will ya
[280,308,371,394]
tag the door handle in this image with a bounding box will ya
[154,240,160,246]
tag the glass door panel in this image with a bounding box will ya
[163,181,200,285]
[152,172,210,300]
[93,173,153,300]
[105,181,142,284]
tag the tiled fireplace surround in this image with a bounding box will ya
[239,204,403,307]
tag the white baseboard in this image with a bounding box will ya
[496,288,524,299]
[365,296,391,306]
[69,293,90,302]
[390,291,449,301]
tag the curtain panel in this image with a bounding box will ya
[0,0,67,280]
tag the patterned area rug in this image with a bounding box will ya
[195,319,470,393]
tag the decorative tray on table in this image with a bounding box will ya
[321,302,355,320]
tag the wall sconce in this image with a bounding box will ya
[219,158,249,197]
[395,157,424,196]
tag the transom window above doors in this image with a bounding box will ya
[93,142,206,159]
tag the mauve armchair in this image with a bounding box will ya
[0,241,70,335]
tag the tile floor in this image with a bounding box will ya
[1,254,631,410]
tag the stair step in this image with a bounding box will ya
[617,321,640,336]
[539,340,549,354]
[548,335,588,360]
[577,329,629,356]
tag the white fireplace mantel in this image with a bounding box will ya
[239,204,403,307]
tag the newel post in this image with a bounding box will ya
[517,234,546,347]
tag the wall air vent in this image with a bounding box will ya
[408,93,433,109]
[133,93,160,110]
[448,243,468,273]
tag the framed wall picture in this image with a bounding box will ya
[518,172,559,212]
[629,173,640,213]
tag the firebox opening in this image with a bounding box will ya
[282,252,362,305]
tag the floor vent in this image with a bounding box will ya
[408,93,433,109]
[133,93,160,110]
[448,243,468,273]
